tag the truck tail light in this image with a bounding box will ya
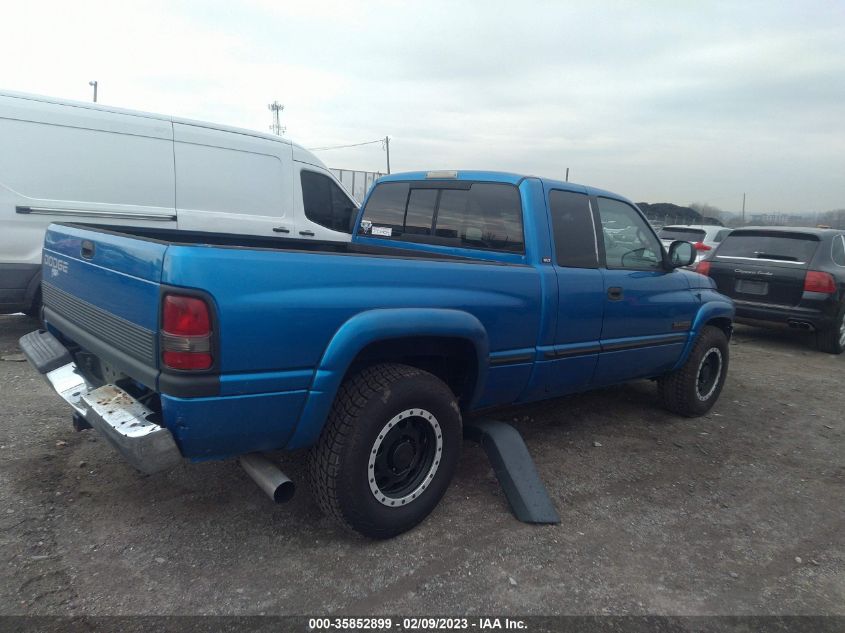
[696,260,711,276]
[803,270,836,294]
[161,294,213,370]
[693,242,712,251]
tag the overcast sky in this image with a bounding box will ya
[2,0,843,213]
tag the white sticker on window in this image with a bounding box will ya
[372,226,393,237]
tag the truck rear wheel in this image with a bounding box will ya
[658,325,729,417]
[307,363,462,539]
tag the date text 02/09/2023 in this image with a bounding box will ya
[307,617,528,630]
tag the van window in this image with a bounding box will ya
[360,182,524,253]
[301,171,357,233]
[549,190,597,268]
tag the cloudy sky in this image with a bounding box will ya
[2,1,843,213]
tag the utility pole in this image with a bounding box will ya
[89,80,98,103]
[384,136,391,174]
[742,192,746,224]
[268,101,285,136]
[565,167,569,182]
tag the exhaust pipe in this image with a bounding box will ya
[239,453,295,503]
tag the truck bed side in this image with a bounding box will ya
[40,218,546,459]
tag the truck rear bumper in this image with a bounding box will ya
[19,330,183,474]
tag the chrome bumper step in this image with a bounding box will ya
[20,330,182,474]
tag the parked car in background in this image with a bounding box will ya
[0,90,358,315]
[697,227,845,354]
[659,225,732,266]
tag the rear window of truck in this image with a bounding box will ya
[359,182,524,253]
[716,231,820,264]
[659,227,706,242]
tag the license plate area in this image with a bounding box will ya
[735,279,769,296]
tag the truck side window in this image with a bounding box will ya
[549,190,597,268]
[596,197,662,270]
[360,182,524,253]
[301,170,357,233]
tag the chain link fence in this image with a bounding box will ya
[331,169,386,204]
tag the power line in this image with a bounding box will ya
[308,138,385,151]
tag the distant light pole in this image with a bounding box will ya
[89,80,98,103]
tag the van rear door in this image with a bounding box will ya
[41,224,166,390]
[708,230,820,307]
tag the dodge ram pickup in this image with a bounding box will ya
[20,170,734,538]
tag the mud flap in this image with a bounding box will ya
[464,419,560,524]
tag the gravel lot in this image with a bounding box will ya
[1,313,842,616]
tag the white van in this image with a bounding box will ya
[0,90,359,314]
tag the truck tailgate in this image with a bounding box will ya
[41,224,166,386]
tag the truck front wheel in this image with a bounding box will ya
[658,325,729,417]
[307,363,462,539]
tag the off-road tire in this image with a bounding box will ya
[816,303,845,355]
[658,325,729,417]
[307,363,462,539]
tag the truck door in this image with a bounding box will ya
[592,196,699,385]
[523,188,604,400]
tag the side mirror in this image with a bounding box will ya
[668,240,696,268]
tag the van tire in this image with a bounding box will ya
[307,363,461,539]
[816,303,845,355]
[22,288,41,319]
[658,325,729,417]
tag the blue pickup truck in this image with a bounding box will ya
[20,170,734,538]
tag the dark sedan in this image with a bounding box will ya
[697,227,845,354]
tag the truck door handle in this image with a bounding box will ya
[607,287,623,301]
[272,227,290,234]
[299,230,315,237]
